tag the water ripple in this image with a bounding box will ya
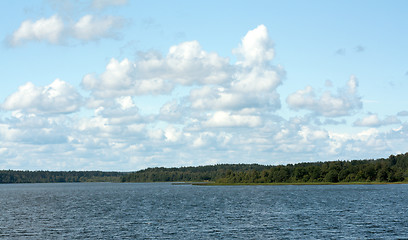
[0,183,408,239]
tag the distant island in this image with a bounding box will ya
[1,153,408,184]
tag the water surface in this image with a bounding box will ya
[0,183,407,239]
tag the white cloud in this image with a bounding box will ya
[0,113,72,146]
[286,76,362,117]
[9,15,64,46]
[2,79,82,114]
[82,24,283,126]
[232,66,281,93]
[82,58,174,98]
[135,41,231,85]
[159,100,183,122]
[82,40,232,98]
[233,24,274,67]
[188,25,283,115]
[9,14,124,46]
[189,87,249,110]
[298,126,328,141]
[192,132,216,148]
[204,111,262,128]
[354,114,400,127]
[164,125,183,143]
[94,97,142,125]
[73,15,123,41]
[2,24,407,170]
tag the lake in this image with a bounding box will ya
[0,183,407,239]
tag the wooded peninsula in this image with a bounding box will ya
[1,153,408,184]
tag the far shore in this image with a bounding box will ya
[188,181,408,186]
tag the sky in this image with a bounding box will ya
[0,0,407,171]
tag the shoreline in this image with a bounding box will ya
[191,181,408,186]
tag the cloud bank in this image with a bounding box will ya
[1,24,406,170]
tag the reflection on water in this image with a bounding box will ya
[0,183,407,239]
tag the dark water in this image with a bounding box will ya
[0,183,407,239]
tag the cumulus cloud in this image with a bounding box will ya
[286,76,362,117]
[8,14,124,46]
[82,24,283,120]
[189,87,251,110]
[233,24,274,67]
[188,24,283,116]
[82,58,174,98]
[204,111,262,128]
[159,100,184,123]
[328,128,391,157]
[2,79,82,114]
[94,96,143,125]
[73,15,123,41]
[164,125,183,143]
[9,15,64,46]
[136,41,232,85]
[353,114,400,127]
[82,40,233,98]
[314,118,347,125]
[0,112,73,147]
[3,24,404,170]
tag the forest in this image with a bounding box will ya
[122,153,408,184]
[1,153,408,184]
[0,171,125,184]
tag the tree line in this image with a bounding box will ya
[1,153,408,184]
[121,164,268,182]
[122,153,408,184]
[0,171,125,184]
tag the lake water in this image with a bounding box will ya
[0,183,407,239]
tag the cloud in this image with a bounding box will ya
[73,15,123,41]
[189,87,252,111]
[233,24,274,67]
[82,58,174,98]
[82,40,233,98]
[286,76,362,117]
[136,41,232,85]
[0,113,72,146]
[8,14,124,46]
[82,24,283,115]
[335,45,365,55]
[2,24,406,171]
[92,0,128,9]
[164,125,183,143]
[2,79,82,114]
[159,100,184,123]
[204,111,262,128]
[94,96,143,125]
[328,128,389,155]
[189,25,283,114]
[353,114,400,127]
[9,15,64,46]
[314,118,346,125]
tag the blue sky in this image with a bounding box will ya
[0,0,407,170]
